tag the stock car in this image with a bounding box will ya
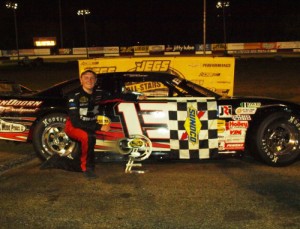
[0,71,300,167]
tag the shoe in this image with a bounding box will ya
[83,170,98,179]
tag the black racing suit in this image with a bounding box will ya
[64,87,138,172]
[65,87,101,172]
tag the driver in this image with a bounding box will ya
[40,70,146,179]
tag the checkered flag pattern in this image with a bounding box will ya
[168,98,218,159]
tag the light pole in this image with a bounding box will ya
[6,1,19,61]
[203,0,206,55]
[58,0,63,48]
[77,9,91,58]
[216,1,230,55]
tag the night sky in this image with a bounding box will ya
[0,0,300,49]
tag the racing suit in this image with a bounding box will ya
[65,87,101,172]
[64,87,139,172]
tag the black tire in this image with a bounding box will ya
[248,112,300,166]
[32,113,79,160]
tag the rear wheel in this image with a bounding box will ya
[32,113,79,160]
[249,112,300,166]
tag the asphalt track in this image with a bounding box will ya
[1,155,300,228]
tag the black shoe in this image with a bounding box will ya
[83,170,98,179]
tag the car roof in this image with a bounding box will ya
[96,71,178,81]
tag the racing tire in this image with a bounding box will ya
[32,113,80,160]
[248,112,300,166]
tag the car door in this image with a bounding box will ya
[94,74,219,160]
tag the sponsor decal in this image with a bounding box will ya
[199,72,221,77]
[217,120,226,133]
[135,60,170,72]
[120,46,134,53]
[92,66,116,73]
[288,116,300,132]
[103,46,119,53]
[235,107,257,115]
[183,106,202,145]
[166,45,195,52]
[229,130,242,135]
[228,121,249,129]
[125,82,164,93]
[0,99,42,114]
[0,106,39,114]
[79,96,88,103]
[0,119,26,132]
[218,105,232,118]
[149,45,165,53]
[42,116,66,127]
[97,115,111,125]
[224,135,245,143]
[261,139,279,163]
[225,143,244,150]
[134,46,149,53]
[0,100,42,107]
[203,63,231,68]
[79,61,91,66]
[232,115,251,121]
[217,81,231,84]
[128,138,144,148]
[240,102,261,108]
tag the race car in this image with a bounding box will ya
[0,71,300,167]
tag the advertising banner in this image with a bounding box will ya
[277,41,300,49]
[78,56,235,96]
[120,46,134,55]
[59,48,72,55]
[34,49,51,55]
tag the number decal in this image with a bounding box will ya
[118,103,143,135]
[117,102,170,139]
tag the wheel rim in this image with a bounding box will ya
[263,121,299,156]
[41,123,76,157]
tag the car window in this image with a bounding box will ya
[124,81,169,97]
[0,83,22,95]
[61,80,81,97]
[0,83,13,93]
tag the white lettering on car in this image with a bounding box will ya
[117,102,170,139]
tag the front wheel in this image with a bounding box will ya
[32,113,79,160]
[248,112,300,166]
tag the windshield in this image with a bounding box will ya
[0,83,22,95]
[184,81,222,98]
[167,77,222,98]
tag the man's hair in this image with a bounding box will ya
[80,70,97,78]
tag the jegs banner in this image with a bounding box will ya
[78,56,235,96]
